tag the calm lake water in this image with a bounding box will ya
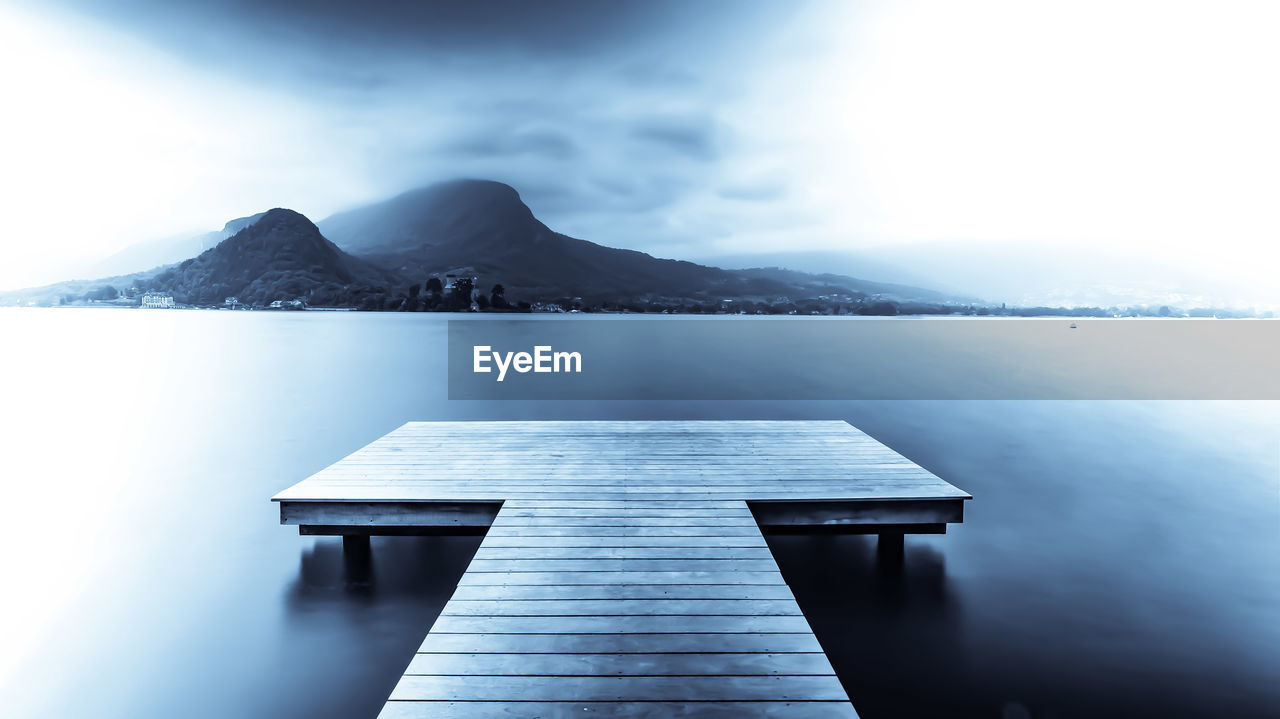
[0,309,1276,718]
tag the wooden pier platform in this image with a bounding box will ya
[272,420,971,717]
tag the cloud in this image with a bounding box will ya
[441,128,579,161]
[615,63,704,90]
[4,2,793,260]
[5,0,1276,305]
[717,179,788,202]
[515,171,694,219]
[37,0,790,92]
[629,117,721,162]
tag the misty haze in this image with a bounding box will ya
[0,3,1277,719]
[0,0,1276,313]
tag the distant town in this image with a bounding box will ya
[33,277,1268,319]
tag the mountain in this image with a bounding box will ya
[319,179,738,299]
[318,179,947,303]
[699,244,1279,311]
[730,266,968,304]
[147,208,395,307]
[691,250,971,299]
[320,180,540,258]
[3,179,963,311]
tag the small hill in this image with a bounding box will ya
[148,208,395,306]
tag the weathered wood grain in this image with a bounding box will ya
[379,700,860,718]
[388,674,851,702]
[272,420,970,507]
[440,599,805,616]
[448,585,798,601]
[405,652,833,675]
[401,496,851,715]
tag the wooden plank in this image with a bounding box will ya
[480,527,768,537]
[275,486,972,501]
[501,500,751,509]
[749,499,965,526]
[455,571,786,586]
[417,633,826,654]
[379,701,860,718]
[487,517,762,527]
[476,537,769,548]
[464,559,782,572]
[497,508,757,517]
[472,547,776,559]
[448,585,798,601]
[297,474,930,481]
[440,599,804,616]
[405,652,834,676]
[388,675,850,701]
[428,615,814,634]
[279,501,499,526]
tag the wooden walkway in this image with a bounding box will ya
[272,421,971,717]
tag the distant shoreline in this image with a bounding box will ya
[2,304,1271,319]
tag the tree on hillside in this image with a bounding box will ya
[84,285,118,302]
[404,283,422,311]
[425,277,444,309]
[450,277,474,311]
[490,283,507,309]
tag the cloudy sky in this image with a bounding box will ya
[1,0,1277,301]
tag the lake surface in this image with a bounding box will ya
[0,309,1276,718]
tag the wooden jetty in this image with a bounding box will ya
[272,420,970,717]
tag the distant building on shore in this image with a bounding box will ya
[140,293,175,309]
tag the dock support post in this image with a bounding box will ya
[877,531,904,567]
[342,535,372,584]
[342,535,371,554]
